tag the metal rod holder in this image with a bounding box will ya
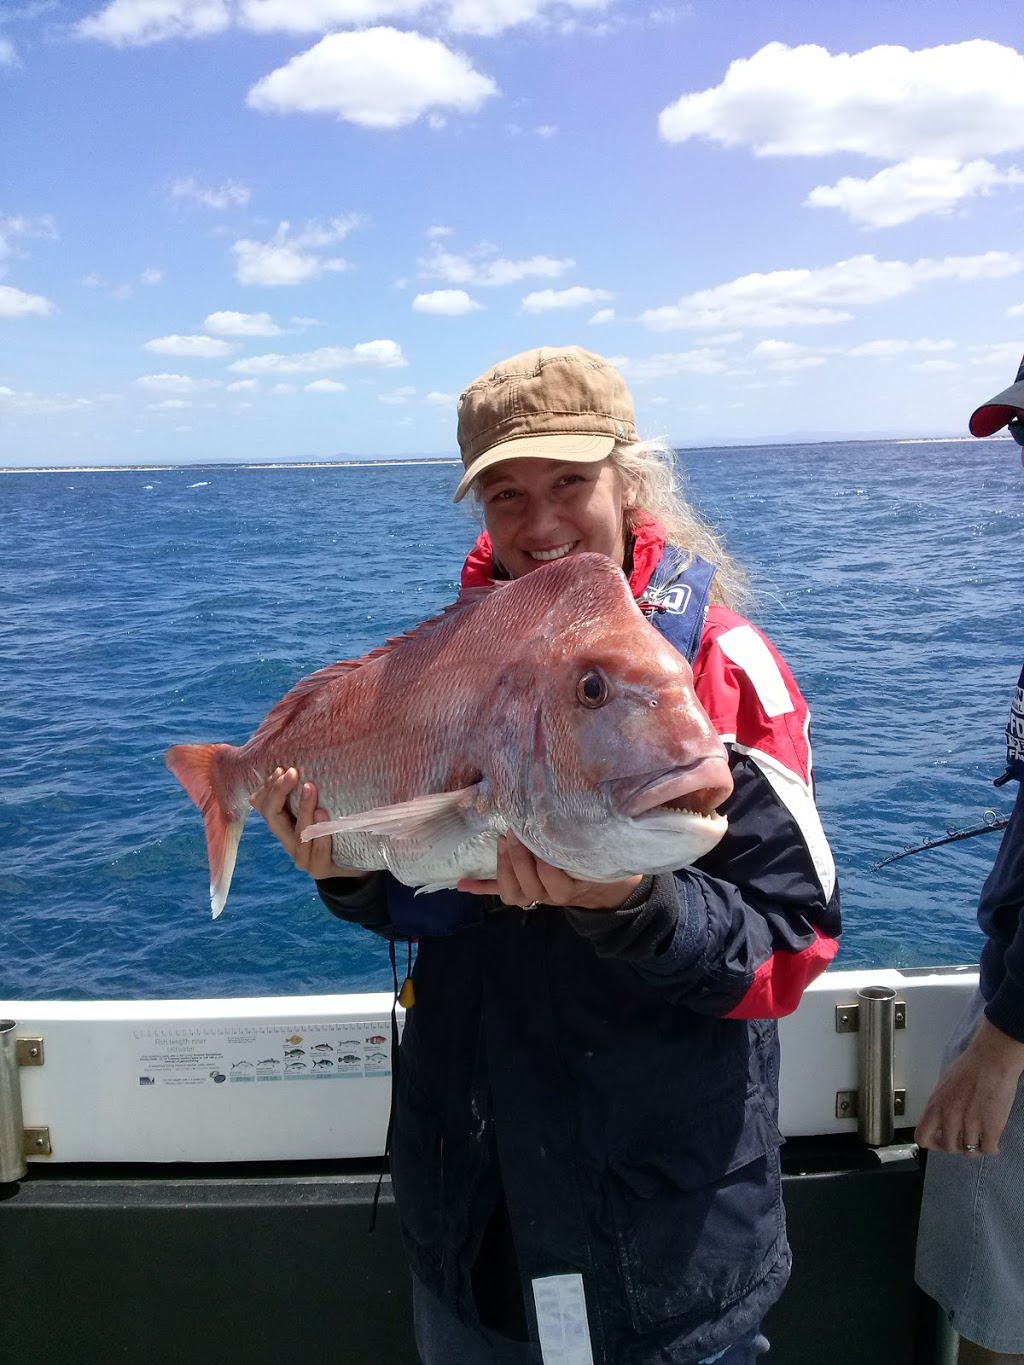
[0,1020,28,1183]
[857,986,897,1147]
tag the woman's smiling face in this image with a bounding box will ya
[478,456,630,580]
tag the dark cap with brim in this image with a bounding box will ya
[969,353,1024,436]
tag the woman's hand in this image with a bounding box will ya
[916,1016,1024,1157]
[250,767,369,882]
[458,830,642,910]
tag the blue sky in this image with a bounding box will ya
[3,0,1024,466]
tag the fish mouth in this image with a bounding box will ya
[615,762,734,821]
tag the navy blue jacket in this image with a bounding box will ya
[979,665,1024,1043]
[318,550,840,1363]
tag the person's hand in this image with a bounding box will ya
[457,830,643,911]
[250,767,368,882]
[916,1015,1024,1156]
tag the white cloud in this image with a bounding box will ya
[239,0,429,33]
[272,383,298,394]
[229,338,407,374]
[807,157,1024,228]
[305,378,347,392]
[232,217,362,285]
[226,378,259,392]
[76,0,611,45]
[0,284,54,318]
[847,338,954,358]
[614,349,731,381]
[658,41,1024,163]
[425,224,454,239]
[150,398,192,410]
[425,390,455,405]
[1006,303,1024,318]
[0,214,59,259]
[137,373,222,393]
[422,246,574,287]
[0,37,17,66]
[506,121,559,137]
[590,307,615,324]
[170,176,251,209]
[247,28,497,130]
[413,288,481,315]
[750,340,826,371]
[378,385,416,404]
[205,310,283,336]
[0,386,97,414]
[77,0,231,45]
[521,285,612,312]
[911,359,959,373]
[640,251,1024,331]
[144,334,235,357]
[140,267,164,285]
[970,342,1024,372]
[446,0,609,38]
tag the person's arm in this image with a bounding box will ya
[916,1015,1024,1156]
[917,786,1024,1155]
[979,784,1024,1043]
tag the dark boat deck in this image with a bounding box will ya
[0,1136,942,1364]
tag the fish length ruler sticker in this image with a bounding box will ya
[132,1019,393,1087]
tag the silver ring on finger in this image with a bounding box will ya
[523,900,540,911]
[963,1141,981,1153]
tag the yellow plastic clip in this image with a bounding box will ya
[398,976,416,1009]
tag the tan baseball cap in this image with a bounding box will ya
[452,345,638,502]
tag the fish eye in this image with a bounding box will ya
[576,670,608,708]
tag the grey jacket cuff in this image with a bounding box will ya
[564,874,679,961]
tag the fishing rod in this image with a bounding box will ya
[872,810,1010,871]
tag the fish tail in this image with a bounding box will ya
[165,742,249,919]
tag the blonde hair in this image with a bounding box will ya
[610,438,749,611]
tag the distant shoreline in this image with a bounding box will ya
[0,434,1012,475]
[0,458,463,475]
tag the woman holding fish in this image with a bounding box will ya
[246,346,842,1364]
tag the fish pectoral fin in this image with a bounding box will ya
[301,786,484,854]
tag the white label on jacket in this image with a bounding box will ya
[532,1274,595,1365]
[716,624,794,718]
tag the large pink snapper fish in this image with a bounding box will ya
[166,553,734,918]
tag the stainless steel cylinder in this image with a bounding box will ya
[0,1020,27,1183]
[857,986,896,1147]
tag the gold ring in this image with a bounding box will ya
[964,1143,980,1153]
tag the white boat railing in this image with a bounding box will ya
[0,964,978,1167]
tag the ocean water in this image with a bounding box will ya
[1,442,1020,1001]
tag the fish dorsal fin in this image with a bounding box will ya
[252,583,502,745]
